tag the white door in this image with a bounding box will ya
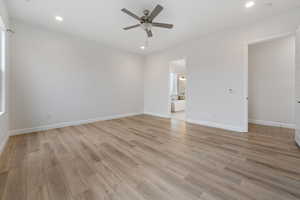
[296,28,300,146]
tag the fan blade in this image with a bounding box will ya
[123,24,140,30]
[148,5,163,21]
[121,8,141,21]
[145,29,153,37]
[152,22,173,29]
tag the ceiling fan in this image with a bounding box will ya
[121,4,174,38]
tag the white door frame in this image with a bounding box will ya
[244,31,295,132]
[295,27,300,146]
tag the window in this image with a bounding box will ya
[0,17,6,114]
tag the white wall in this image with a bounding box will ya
[10,20,145,133]
[144,8,300,132]
[249,36,295,128]
[0,0,10,153]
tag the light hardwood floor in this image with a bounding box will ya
[171,111,186,121]
[0,115,300,200]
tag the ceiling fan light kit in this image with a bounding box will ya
[121,4,174,38]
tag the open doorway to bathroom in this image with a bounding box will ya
[169,59,187,121]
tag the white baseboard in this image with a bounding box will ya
[249,119,295,129]
[186,118,247,133]
[0,134,9,154]
[10,112,143,136]
[144,111,246,132]
[144,112,171,119]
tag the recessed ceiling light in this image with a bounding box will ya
[140,46,145,50]
[55,16,63,22]
[245,1,255,8]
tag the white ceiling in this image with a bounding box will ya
[6,0,300,54]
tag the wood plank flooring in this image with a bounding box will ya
[0,114,300,200]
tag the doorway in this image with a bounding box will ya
[169,59,187,121]
[247,34,296,130]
